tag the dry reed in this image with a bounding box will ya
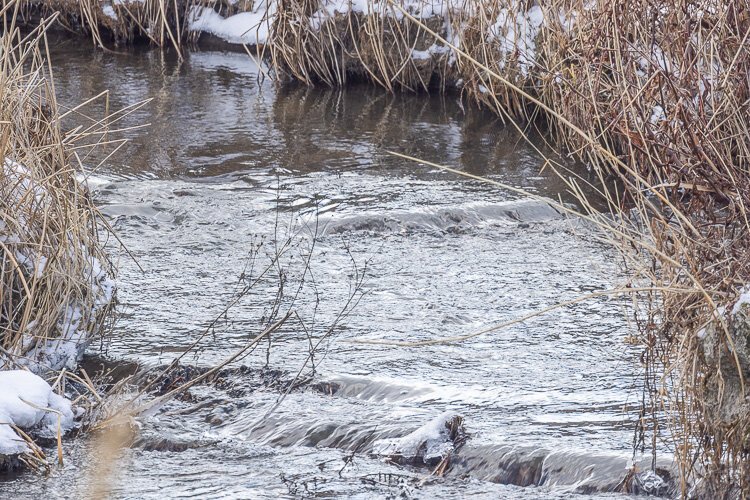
[0,3,124,472]
[15,0,190,50]
[1,7,116,374]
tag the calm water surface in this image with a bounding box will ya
[2,39,660,498]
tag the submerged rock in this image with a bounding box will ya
[631,469,671,496]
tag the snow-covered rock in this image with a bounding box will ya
[0,370,75,456]
[372,412,465,465]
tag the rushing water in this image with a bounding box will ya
[1,37,665,498]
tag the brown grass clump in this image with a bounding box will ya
[1,7,116,373]
[15,0,190,50]
[268,0,454,89]
[531,3,750,497]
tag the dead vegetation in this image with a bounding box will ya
[0,3,122,470]
[0,6,118,374]
[14,0,190,50]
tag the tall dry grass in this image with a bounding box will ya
[15,0,190,51]
[16,0,260,52]
[1,5,116,373]
[268,0,455,89]
[530,3,750,497]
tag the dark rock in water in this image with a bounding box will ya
[613,467,674,496]
[0,454,22,474]
[449,444,677,495]
[321,200,563,236]
[139,362,300,398]
[80,354,141,390]
[450,446,547,487]
[151,364,208,396]
[132,435,203,453]
[309,380,342,396]
[205,404,237,426]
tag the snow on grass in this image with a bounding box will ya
[732,287,750,316]
[188,0,465,46]
[23,307,87,372]
[75,172,112,191]
[102,5,118,21]
[185,0,545,83]
[17,250,115,373]
[0,371,74,456]
[411,43,451,61]
[649,105,666,126]
[2,157,116,373]
[188,1,277,45]
[3,158,46,221]
[307,0,465,29]
[487,4,544,76]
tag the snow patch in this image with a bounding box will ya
[307,0,453,28]
[3,158,47,220]
[0,371,74,456]
[2,157,116,373]
[487,5,544,76]
[649,105,665,126]
[75,172,112,190]
[102,5,118,21]
[410,43,450,61]
[189,0,465,46]
[732,287,750,316]
[188,1,277,45]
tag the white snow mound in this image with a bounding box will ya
[0,370,75,456]
[372,411,463,464]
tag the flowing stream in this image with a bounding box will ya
[1,38,662,498]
